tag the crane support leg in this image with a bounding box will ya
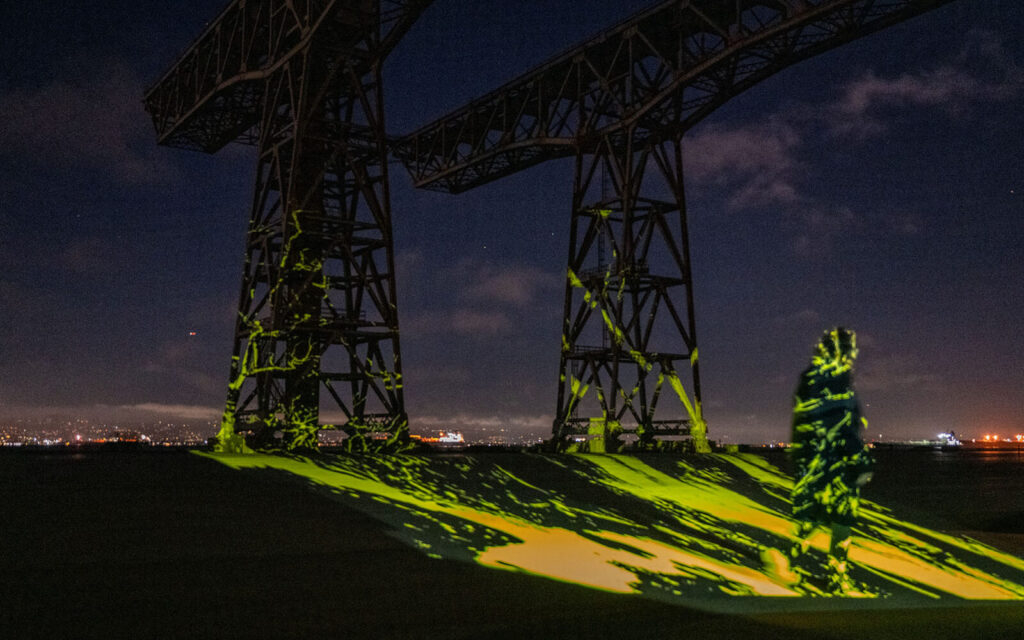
[554,132,709,452]
[217,46,407,453]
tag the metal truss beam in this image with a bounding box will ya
[144,0,431,153]
[146,1,431,452]
[395,0,955,193]
[390,0,955,451]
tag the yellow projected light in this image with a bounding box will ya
[198,451,1024,603]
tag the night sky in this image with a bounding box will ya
[1,1,1021,444]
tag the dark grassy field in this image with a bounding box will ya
[1,448,1022,639]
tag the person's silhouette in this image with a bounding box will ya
[789,327,874,593]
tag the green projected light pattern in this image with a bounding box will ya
[561,210,709,453]
[199,451,1024,602]
[218,209,409,454]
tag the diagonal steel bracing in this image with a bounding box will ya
[146,0,959,453]
[396,0,955,193]
[394,0,956,450]
[556,132,707,450]
[145,1,432,452]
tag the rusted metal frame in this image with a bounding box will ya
[631,31,674,101]
[673,0,941,139]
[282,0,308,31]
[840,0,875,30]
[636,204,660,267]
[399,0,680,142]
[618,281,657,347]
[645,205,690,291]
[684,7,729,58]
[311,43,403,432]
[350,342,375,420]
[230,62,305,428]
[323,377,354,421]
[643,220,694,349]
[505,85,530,141]
[590,360,610,421]
[561,149,585,417]
[372,338,402,413]
[331,335,394,416]
[477,99,503,152]
[367,48,404,416]
[323,84,373,340]
[325,227,389,335]
[641,285,665,358]
[621,377,648,425]
[228,69,291,406]
[278,50,331,434]
[740,1,786,32]
[577,52,622,133]
[646,363,666,425]
[563,127,700,441]
[145,0,339,148]
[567,287,596,347]
[378,0,430,54]
[595,32,631,118]
[566,219,600,347]
[462,107,486,160]
[402,0,945,193]
[611,133,635,421]
[333,149,361,335]
[651,137,699,358]
[211,1,423,444]
[216,11,243,85]
[465,105,495,160]
[624,284,657,424]
[549,64,579,139]
[567,217,601,341]
[620,1,830,133]
[622,11,791,131]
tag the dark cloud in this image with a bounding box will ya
[460,264,561,306]
[0,59,178,183]
[685,120,803,211]
[59,237,124,274]
[403,258,560,337]
[828,30,1022,138]
[858,353,945,393]
[404,308,513,336]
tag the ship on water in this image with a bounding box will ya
[874,431,1024,452]
[872,431,961,451]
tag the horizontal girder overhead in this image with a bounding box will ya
[395,0,954,193]
[144,0,432,153]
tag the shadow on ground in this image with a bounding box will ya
[201,452,1024,605]
[3,449,1022,639]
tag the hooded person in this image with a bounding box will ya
[789,327,874,593]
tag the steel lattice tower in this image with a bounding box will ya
[556,134,704,450]
[148,0,956,455]
[395,0,955,452]
[145,1,432,451]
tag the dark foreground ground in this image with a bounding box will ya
[2,448,1022,639]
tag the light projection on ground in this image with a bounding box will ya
[198,451,1024,603]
